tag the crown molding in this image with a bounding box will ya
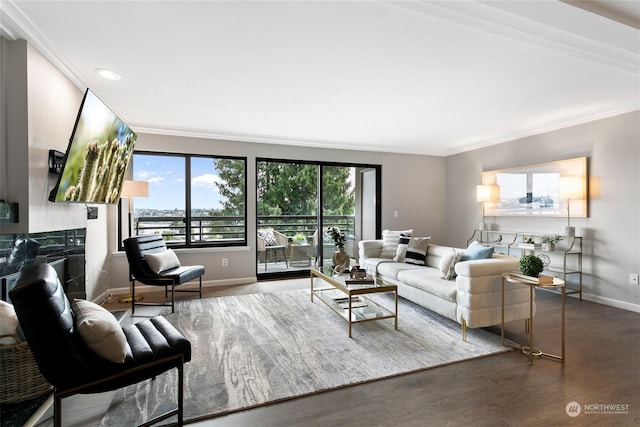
[130,123,449,156]
[385,0,639,73]
[0,0,86,90]
[445,103,640,156]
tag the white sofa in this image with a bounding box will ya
[358,240,534,339]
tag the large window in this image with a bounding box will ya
[119,152,246,248]
[256,158,380,277]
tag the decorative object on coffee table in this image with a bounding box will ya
[332,248,349,273]
[349,266,367,279]
[328,226,349,272]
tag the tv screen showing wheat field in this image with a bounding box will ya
[52,90,136,203]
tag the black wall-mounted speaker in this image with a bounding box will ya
[48,150,66,174]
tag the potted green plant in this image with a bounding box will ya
[519,254,545,277]
[292,233,307,245]
[541,234,562,251]
[327,227,349,272]
[327,227,345,249]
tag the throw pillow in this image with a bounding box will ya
[381,229,413,259]
[0,300,19,344]
[144,249,181,273]
[460,240,494,261]
[71,299,128,363]
[393,234,411,262]
[258,230,278,246]
[404,237,431,265]
[440,248,463,280]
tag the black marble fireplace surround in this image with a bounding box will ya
[0,228,86,302]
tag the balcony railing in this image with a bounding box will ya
[133,214,355,244]
[134,215,245,244]
[257,215,355,240]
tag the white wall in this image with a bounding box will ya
[1,39,29,235]
[1,39,110,301]
[107,133,446,292]
[26,43,87,233]
[445,111,640,311]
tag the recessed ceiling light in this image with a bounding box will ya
[96,68,122,80]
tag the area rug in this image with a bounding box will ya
[100,289,511,425]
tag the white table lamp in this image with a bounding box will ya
[476,184,500,231]
[559,176,584,237]
[119,180,149,303]
[121,180,149,238]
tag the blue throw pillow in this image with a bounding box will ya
[460,241,494,261]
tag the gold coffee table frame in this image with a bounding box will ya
[501,272,565,365]
[311,267,398,338]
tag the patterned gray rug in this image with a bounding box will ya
[100,289,511,425]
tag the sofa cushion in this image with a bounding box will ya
[360,257,389,278]
[405,237,431,265]
[440,248,462,280]
[460,240,494,261]
[393,234,411,262]
[376,260,425,280]
[397,268,457,302]
[381,229,413,259]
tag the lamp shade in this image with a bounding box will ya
[476,184,500,203]
[121,180,149,198]
[559,176,584,200]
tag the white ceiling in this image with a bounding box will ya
[1,1,639,156]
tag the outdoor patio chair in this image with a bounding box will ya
[257,229,289,271]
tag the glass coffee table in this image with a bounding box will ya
[310,266,398,337]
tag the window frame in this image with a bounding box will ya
[118,150,247,250]
[255,157,381,279]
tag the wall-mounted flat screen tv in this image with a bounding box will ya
[49,88,137,204]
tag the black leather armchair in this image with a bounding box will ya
[123,235,204,314]
[9,263,191,427]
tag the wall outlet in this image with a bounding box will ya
[87,206,98,220]
[630,273,639,285]
[222,258,228,267]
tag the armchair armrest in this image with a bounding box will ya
[358,240,384,260]
[273,230,289,247]
[455,256,519,278]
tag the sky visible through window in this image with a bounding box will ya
[133,154,225,210]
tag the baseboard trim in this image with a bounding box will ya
[581,292,640,313]
[101,277,258,302]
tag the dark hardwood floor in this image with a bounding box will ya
[189,288,640,427]
[29,281,640,426]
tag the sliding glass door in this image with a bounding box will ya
[256,159,380,278]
